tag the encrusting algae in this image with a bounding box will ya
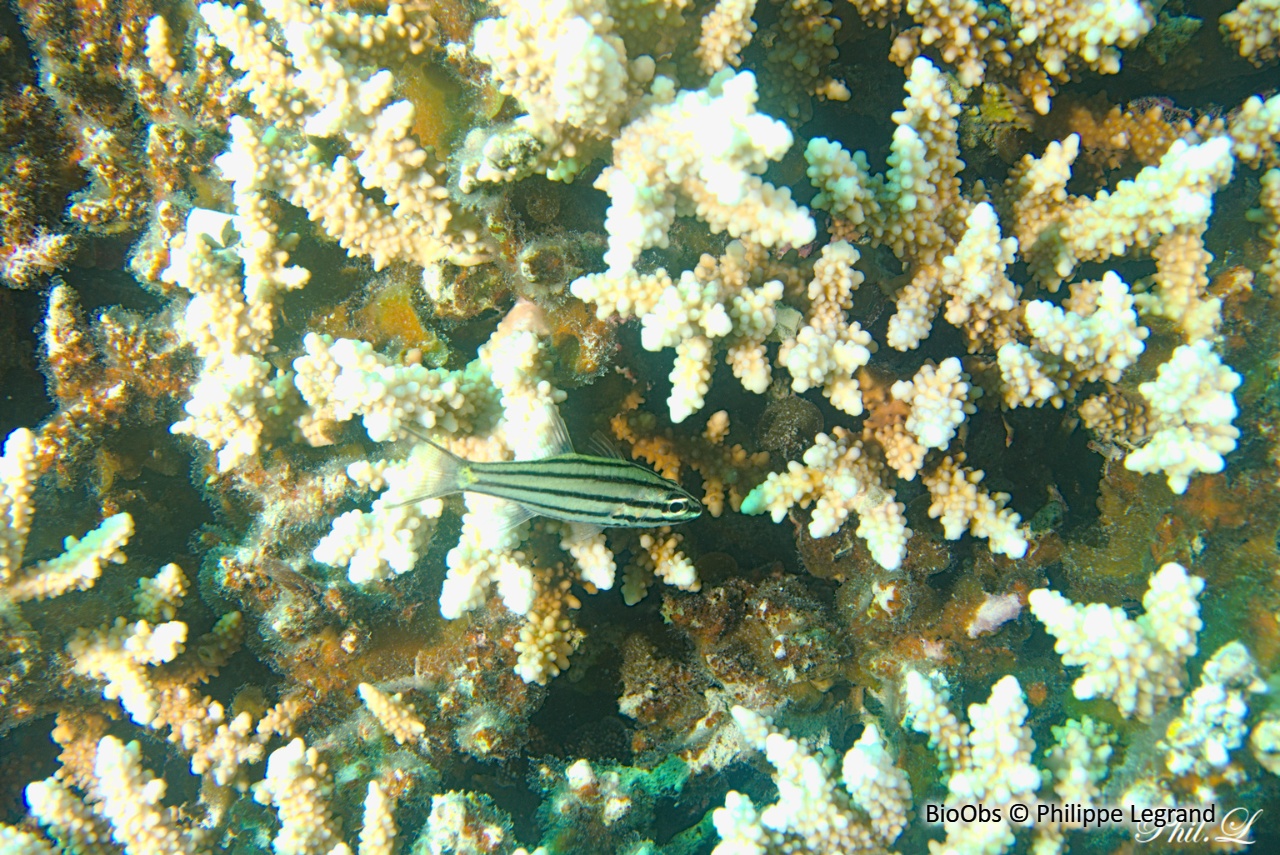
[2,0,1280,852]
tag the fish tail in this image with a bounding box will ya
[400,439,467,503]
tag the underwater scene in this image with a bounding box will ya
[3,0,1280,852]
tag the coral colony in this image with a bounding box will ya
[7,0,1280,852]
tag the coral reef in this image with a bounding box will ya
[3,0,1280,852]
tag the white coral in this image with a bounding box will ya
[594,69,813,274]
[1029,563,1203,720]
[1124,340,1242,494]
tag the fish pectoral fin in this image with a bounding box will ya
[566,521,604,544]
[490,499,538,537]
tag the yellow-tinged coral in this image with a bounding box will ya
[1255,167,1280,291]
[255,738,361,855]
[513,565,584,685]
[472,0,633,152]
[588,70,815,275]
[696,0,757,75]
[1014,134,1235,292]
[578,238,799,422]
[2,428,134,605]
[777,240,875,413]
[902,671,1045,852]
[622,526,699,605]
[997,271,1149,408]
[853,0,1153,115]
[1134,230,1222,342]
[712,706,907,853]
[1036,94,1200,173]
[200,0,488,269]
[922,453,1029,559]
[759,0,849,117]
[1220,0,1280,67]
[1230,93,1280,170]
[808,57,968,268]
[359,682,427,748]
[1122,340,1242,495]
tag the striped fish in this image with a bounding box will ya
[404,427,702,529]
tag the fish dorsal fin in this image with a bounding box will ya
[586,431,625,460]
[545,404,575,456]
[397,421,433,444]
[517,403,574,460]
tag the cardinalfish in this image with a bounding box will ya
[401,416,702,530]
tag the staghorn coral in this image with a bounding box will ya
[712,706,907,853]
[199,0,488,269]
[1034,92,1203,174]
[776,240,875,415]
[1028,562,1203,720]
[467,0,638,185]
[0,21,80,288]
[36,281,189,485]
[1,427,135,731]
[850,0,1153,115]
[585,68,814,277]
[1122,340,1243,495]
[741,426,911,570]
[576,238,801,422]
[901,670,1044,854]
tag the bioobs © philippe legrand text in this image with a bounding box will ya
[924,802,1220,830]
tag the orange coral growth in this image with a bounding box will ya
[1179,474,1249,530]
[0,50,82,286]
[362,277,443,351]
[862,394,924,480]
[36,286,189,485]
[611,390,682,479]
[1210,265,1257,349]
[408,0,476,45]
[426,262,512,319]
[400,56,462,156]
[1025,681,1048,706]
[549,298,615,378]
[1036,93,1201,176]
[1245,601,1280,673]
[309,274,448,359]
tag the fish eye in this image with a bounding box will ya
[666,498,689,514]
